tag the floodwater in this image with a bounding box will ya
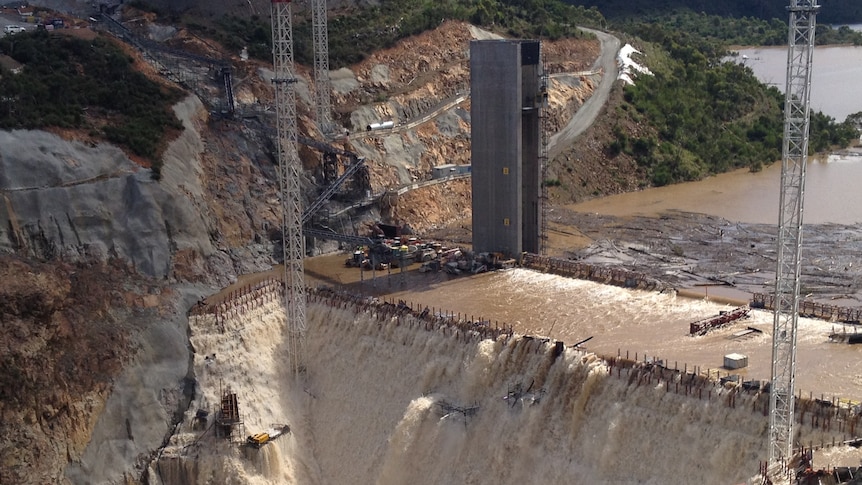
[160,44,862,483]
[737,45,862,122]
[303,44,862,404]
[569,45,862,225]
[306,255,862,403]
[160,296,857,484]
[565,151,862,224]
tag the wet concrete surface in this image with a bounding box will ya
[554,208,862,307]
[421,206,862,308]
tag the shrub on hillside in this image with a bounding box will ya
[0,30,184,167]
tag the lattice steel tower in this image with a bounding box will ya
[312,0,333,134]
[767,0,819,476]
[271,0,306,376]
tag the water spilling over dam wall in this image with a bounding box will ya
[522,253,669,292]
[154,279,862,484]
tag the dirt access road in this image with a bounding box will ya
[548,28,620,159]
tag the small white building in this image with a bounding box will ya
[723,353,748,370]
[431,164,471,179]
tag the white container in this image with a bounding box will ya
[724,353,748,369]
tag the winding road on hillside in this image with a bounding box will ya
[354,27,621,159]
[548,28,620,159]
[338,27,621,217]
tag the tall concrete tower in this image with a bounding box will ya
[470,39,542,258]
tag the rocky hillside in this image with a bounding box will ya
[0,6,618,483]
[0,255,192,484]
[331,21,602,233]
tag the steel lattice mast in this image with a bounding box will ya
[311,0,333,134]
[271,0,306,376]
[767,0,819,475]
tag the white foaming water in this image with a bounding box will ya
[375,268,862,400]
[151,301,321,484]
[154,290,862,484]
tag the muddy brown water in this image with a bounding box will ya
[237,42,862,417]
[304,253,862,403]
[565,153,862,225]
[571,44,862,225]
[213,45,862,472]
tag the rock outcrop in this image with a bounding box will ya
[0,97,214,279]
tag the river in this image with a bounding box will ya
[568,45,862,224]
[174,43,862,483]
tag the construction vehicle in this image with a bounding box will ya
[345,249,365,268]
[246,432,270,448]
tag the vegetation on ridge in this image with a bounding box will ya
[0,30,184,176]
[168,0,606,67]
[299,0,604,68]
[184,0,857,189]
[561,0,862,26]
[2,1,858,189]
[615,10,862,47]
[608,26,857,186]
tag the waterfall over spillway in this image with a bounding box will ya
[152,286,856,485]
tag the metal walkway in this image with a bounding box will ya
[98,13,235,114]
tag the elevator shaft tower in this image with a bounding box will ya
[767,0,819,475]
[271,0,306,376]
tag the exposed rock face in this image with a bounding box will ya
[0,97,214,279]
[381,179,472,236]
[0,96,274,483]
[0,13,607,484]
[332,21,599,230]
[0,257,132,484]
[64,283,202,485]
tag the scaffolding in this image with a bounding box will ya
[311,0,334,135]
[215,384,245,443]
[271,0,307,377]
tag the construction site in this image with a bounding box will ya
[172,0,857,482]
[5,0,862,484]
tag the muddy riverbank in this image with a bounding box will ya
[422,207,862,307]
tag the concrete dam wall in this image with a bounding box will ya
[138,281,862,485]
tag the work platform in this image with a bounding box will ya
[829,326,862,344]
[216,385,244,443]
[689,306,751,336]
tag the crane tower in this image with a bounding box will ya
[311,0,333,134]
[271,0,306,376]
[767,0,819,475]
